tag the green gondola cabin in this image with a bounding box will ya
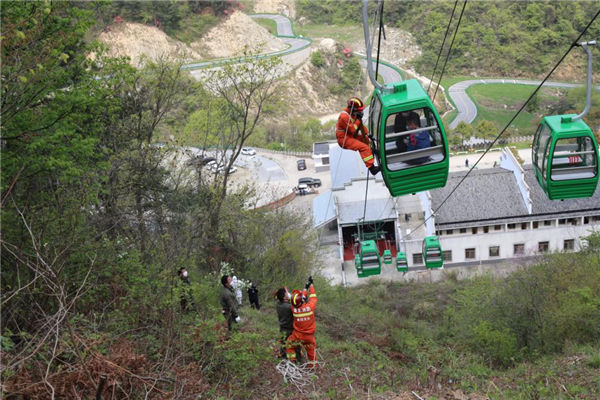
[369,79,449,197]
[532,115,599,200]
[396,252,408,272]
[423,236,443,269]
[356,240,381,278]
[383,249,393,264]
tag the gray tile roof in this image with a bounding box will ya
[432,166,600,228]
[431,168,529,224]
[523,165,600,214]
[338,198,396,225]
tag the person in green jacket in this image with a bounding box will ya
[275,287,302,363]
[220,275,239,331]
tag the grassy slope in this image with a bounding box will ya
[253,18,278,36]
[207,277,600,399]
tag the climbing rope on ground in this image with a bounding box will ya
[275,349,325,393]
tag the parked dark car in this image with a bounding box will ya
[298,177,322,188]
[297,159,306,171]
[201,156,216,165]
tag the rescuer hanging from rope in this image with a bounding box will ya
[286,276,318,367]
[336,97,381,176]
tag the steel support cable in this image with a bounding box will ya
[315,12,381,257]
[427,0,459,94]
[432,0,467,104]
[361,0,385,234]
[400,7,600,243]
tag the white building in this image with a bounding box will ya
[314,145,600,284]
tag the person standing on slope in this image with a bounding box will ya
[286,277,318,367]
[336,97,380,176]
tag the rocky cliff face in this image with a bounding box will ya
[192,11,286,58]
[97,22,203,67]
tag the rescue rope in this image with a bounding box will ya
[275,349,325,393]
[315,4,381,259]
[399,7,600,243]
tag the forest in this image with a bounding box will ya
[2,1,600,398]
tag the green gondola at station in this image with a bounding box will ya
[396,252,408,272]
[423,236,443,269]
[356,240,382,278]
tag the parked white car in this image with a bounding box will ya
[241,147,257,156]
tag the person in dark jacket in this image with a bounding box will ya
[178,267,195,312]
[247,280,260,310]
[275,287,302,362]
[405,112,431,164]
[220,275,239,331]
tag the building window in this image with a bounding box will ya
[323,157,330,165]
[495,225,502,231]
[584,217,590,225]
[538,241,549,253]
[570,218,579,226]
[472,227,478,234]
[564,239,574,251]
[521,222,528,230]
[514,244,525,255]
[533,221,539,229]
[593,216,600,222]
[460,228,467,233]
[443,251,452,261]
[446,229,453,235]
[508,224,516,230]
[413,253,423,265]
[465,248,476,260]
[489,246,500,257]
[559,219,566,225]
[544,220,552,226]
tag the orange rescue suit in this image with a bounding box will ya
[336,107,374,168]
[286,285,318,365]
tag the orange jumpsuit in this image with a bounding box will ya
[336,107,374,168]
[286,285,318,365]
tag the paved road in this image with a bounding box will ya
[183,14,310,71]
[448,79,599,129]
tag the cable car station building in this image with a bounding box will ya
[313,145,600,285]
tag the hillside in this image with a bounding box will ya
[3,2,600,399]
[96,11,286,66]
[97,22,203,67]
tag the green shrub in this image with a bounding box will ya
[311,50,325,67]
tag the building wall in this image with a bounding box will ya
[406,218,599,266]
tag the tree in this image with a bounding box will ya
[475,120,497,140]
[189,50,283,270]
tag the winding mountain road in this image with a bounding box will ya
[448,79,599,129]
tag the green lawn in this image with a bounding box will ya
[253,18,278,35]
[294,23,364,44]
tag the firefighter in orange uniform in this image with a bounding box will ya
[336,97,381,176]
[286,277,318,366]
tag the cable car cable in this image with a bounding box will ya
[400,7,600,242]
[360,0,385,237]
[432,0,467,104]
[315,9,383,258]
[427,1,459,94]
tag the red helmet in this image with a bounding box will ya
[347,97,365,113]
[291,290,305,308]
[348,97,365,112]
